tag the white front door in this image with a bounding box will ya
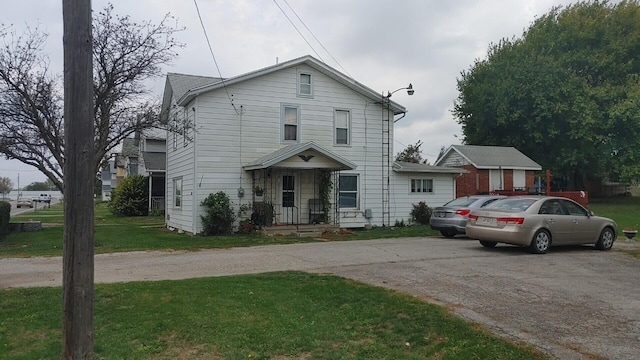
[490,169,503,191]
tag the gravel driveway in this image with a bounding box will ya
[2,237,639,359]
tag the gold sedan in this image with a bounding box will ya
[466,196,617,254]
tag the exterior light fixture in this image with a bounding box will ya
[384,83,415,99]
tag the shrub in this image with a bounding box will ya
[410,201,432,225]
[108,175,149,216]
[201,191,235,235]
[0,201,10,239]
[394,219,406,227]
[236,219,254,234]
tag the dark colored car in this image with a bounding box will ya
[430,195,506,238]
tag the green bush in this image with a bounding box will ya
[0,201,10,239]
[410,201,432,225]
[201,191,235,235]
[108,175,149,216]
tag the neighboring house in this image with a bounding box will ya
[101,154,127,201]
[100,128,166,211]
[435,145,542,197]
[161,55,465,234]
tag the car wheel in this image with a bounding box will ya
[595,227,615,250]
[529,229,551,254]
[479,240,497,248]
[440,230,456,238]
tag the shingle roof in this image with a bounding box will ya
[142,151,166,171]
[122,138,139,157]
[167,73,223,102]
[393,161,468,174]
[445,145,541,170]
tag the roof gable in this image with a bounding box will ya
[436,145,541,170]
[243,142,356,171]
[164,55,407,115]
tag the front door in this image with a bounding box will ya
[280,174,299,224]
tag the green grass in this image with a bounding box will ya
[2,202,438,258]
[589,195,640,231]
[0,272,544,359]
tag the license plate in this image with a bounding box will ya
[435,212,446,218]
[478,217,497,227]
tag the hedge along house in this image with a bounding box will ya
[435,145,542,197]
[161,55,465,234]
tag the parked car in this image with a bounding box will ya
[16,198,33,208]
[429,195,506,238]
[466,196,617,254]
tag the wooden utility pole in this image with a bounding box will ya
[62,0,95,358]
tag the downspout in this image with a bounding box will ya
[192,101,198,234]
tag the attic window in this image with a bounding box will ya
[298,72,312,97]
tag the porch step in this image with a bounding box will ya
[260,224,339,238]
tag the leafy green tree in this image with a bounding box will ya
[24,181,50,191]
[454,0,640,189]
[201,191,235,236]
[108,175,149,216]
[396,140,427,164]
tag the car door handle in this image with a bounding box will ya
[573,220,579,224]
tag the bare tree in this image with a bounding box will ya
[0,176,12,199]
[0,5,184,192]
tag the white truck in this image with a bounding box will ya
[32,194,52,204]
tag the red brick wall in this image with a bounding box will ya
[503,169,513,190]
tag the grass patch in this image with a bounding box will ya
[2,203,438,258]
[589,196,640,231]
[0,272,544,359]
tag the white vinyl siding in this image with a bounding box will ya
[335,109,350,145]
[410,178,433,193]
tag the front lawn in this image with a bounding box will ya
[2,202,437,258]
[0,272,544,359]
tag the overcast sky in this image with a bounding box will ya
[1,0,596,188]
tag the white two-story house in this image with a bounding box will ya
[161,55,464,234]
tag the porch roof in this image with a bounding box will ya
[243,142,357,171]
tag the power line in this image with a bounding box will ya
[193,0,243,114]
[272,0,325,62]
[280,0,352,78]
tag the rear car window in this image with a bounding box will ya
[444,197,481,207]
[487,198,536,211]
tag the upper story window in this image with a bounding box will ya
[282,104,300,143]
[298,72,312,97]
[410,179,433,193]
[335,109,350,145]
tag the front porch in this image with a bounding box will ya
[243,142,357,228]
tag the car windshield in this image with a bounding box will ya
[486,198,536,211]
[444,197,482,207]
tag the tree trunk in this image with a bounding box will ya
[62,0,95,358]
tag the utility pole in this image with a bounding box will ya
[62,0,95,358]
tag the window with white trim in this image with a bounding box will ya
[173,177,182,208]
[338,174,359,209]
[410,178,433,193]
[282,104,300,143]
[298,72,312,97]
[335,109,350,145]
